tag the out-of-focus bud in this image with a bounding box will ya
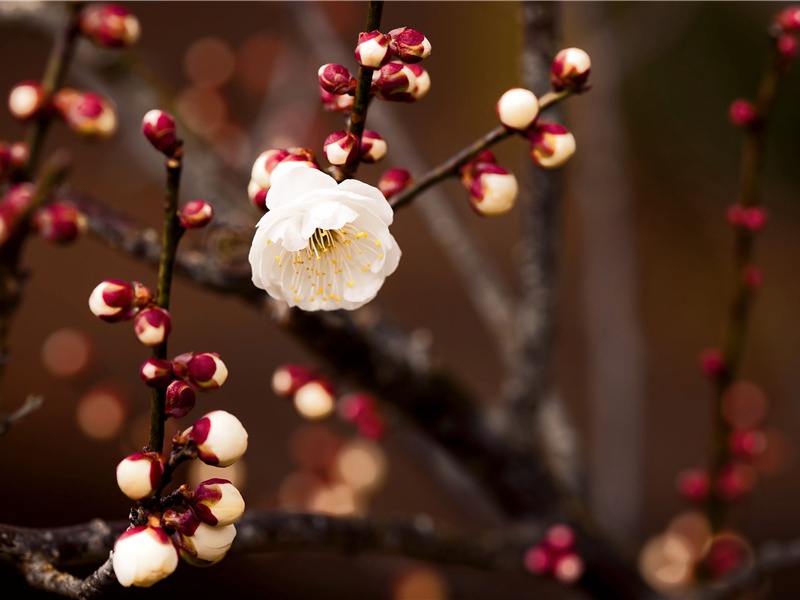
[550,47,591,91]
[676,468,710,502]
[89,279,136,323]
[178,200,213,229]
[177,520,237,566]
[251,148,290,189]
[9,141,29,169]
[469,165,518,217]
[173,351,229,391]
[320,88,355,113]
[355,31,392,68]
[529,122,576,169]
[0,143,12,181]
[323,131,360,166]
[743,265,762,291]
[318,63,357,95]
[55,90,118,139]
[79,3,140,49]
[776,6,800,32]
[497,88,540,131]
[190,478,245,526]
[4,182,35,217]
[165,380,196,419]
[8,81,48,121]
[116,452,164,500]
[726,205,768,232]
[387,27,431,63]
[728,99,758,128]
[272,364,316,397]
[698,348,725,379]
[112,525,178,588]
[247,180,268,212]
[31,203,87,244]
[544,524,576,552]
[358,130,387,163]
[294,380,336,420]
[140,358,174,388]
[142,110,180,157]
[553,553,585,584]
[186,410,248,467]
[524,545,553,575]
[730,428,767,460]
[338,392,386,439]
[777,34,799,60]
[134,306,172,347]
[716,462,758,501]
[378,168,412,199]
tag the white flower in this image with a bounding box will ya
[249,163,401,311]
[112,525,179,587]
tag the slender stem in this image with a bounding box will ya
[331,0,384,182]
[704,39,786,532]
[389,90,571,210]
[147,154,184,453]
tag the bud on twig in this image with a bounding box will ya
[140,358,174,388]
[166,380,196,419]
[469,165,519,217]
[378,168,412,198]
[529,122,576,169]
[116,452,164,500]
[726,205,768,232]
[355,31,392,68]
[550,47,591,91]
[272,364,315,397]
[728,99,758,128]
[387,27,431,63]
[8,81,48,121]
[31,203,87,244]
[176,521,237,566]
[88,279,136,323]
[323,131,360,166]
[185,410,248,467]
[178,200,213,229]
[190,478,245,526]
[134,306,172,346]
[79,3,141,49]
[173,352,229,391]
[112,525,178,587]
[55,90,118,139]
[496,88,540,131]
[142,109,180,157]
[318,63,357,95]
[359,130,387,163]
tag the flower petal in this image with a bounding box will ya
[266,164,336,210]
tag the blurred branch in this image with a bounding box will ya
[0,394,43,436]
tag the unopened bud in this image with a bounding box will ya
[89,279,136,322]
[545,524,576,553]
[777,6,800,32]
[294,380,336,420]
[318,63,357,95]
[247,180,268,212]
[378,168,412,198]
[190,478,245,526]
[272,363,316,397]
[4,182,35,217]
[173,351,228,391]
[112,525,178,588]
[134,306,172,347]
[320,88,355,113]
[178,200,213,229]
[359,130,387,163]
[186,410,248,467]
[116,452,164,500]
[31,203,87,244]
[553,553,584,584]
[140,358,173,388]
[355,30,392,68]
[497,88,540,130]
[372,61,412,98]
[716,462,757,501]
[698,348,725,378]
[323,131,360,166]
[142,109,180,157]
[469,165,518,217]
[387,27,431,63]
[730,428,767,459]
[523,546,553,575]
[79,3,140,48]
[405,64,430,100]
[550,47,591,91]
[459,151,498,189]
[777,34,799,60]
[726,205,768,232]
[251,148,290,189]
[676,468,710,502]
[8,81,48,121]
[56,90,118,139]
[165,380,196,419]
[529,122,576,169]
[177,521,237,566]
[9,141,29,168]
[728,99,758,128]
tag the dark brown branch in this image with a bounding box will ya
[23,554,115,600]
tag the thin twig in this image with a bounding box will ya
[0,394,43,436]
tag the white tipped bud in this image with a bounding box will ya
[469,165,518,217]
[359,130,387,163]
[354,31,391,68]
[89,279,136,323]
[116,452,164,500]
[529,121,576,169]
[133,307,172,347]
[186,410,248,467]
[112,525,178,587]
[387,27,431,63]
[191,478,245,526]
[551,47,591,91]
[294,380,336,420]
[173,351,228,391]
[497,88,540,130]
[8,81,47,121]
[178,200,213,229]
[323,131,360,166]
[178,522,237,566]
[250,148,290,189]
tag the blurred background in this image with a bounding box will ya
[1,1,800,598]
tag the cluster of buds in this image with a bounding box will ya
[272,364,337,420]
[322,129,387,167]
[459,150,518,217]
[247,148,318,212]
[726,204,768,233]
[0,182,87,246]
[88,279,169,345]
[523,524,584,584]
[378,167,413,199]
[773,6,800,60]
[338,392,385,440]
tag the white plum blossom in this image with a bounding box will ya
[249,163,401,311]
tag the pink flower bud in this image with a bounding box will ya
[8,81,48,121]
[140,358,173,388]
[190,478,245,526]
[323,131,360,166]
[459,151,498,189]
[544,524,576,553]
[178,200,213,229]
[355,30,392,68]
[497,88,540,130]
[173,351,228,391]
[676,468,710,502]
[777,6,800,32]
[88,279,136,322]
[115,452,164,500]
[553,553,584,584]
[142,109,180,157]
[405,64,430,101]
[176,521,237,566]
[523,545,553,575]
[251,148,290,189]
[134,306,172,347]
[320,88,355,113]
[186,410,248,467]
[31,203,87,244]
[359,130,387,163]
[338,393,386,440]
[702,533,751,579]
[3,182,35,217]
[726,205,768,232]
[318,63,357,95]
[79,3,141,49]
[698,348,725,378]
[729,428,767,459]
[294,380,336,420]
[550,47,591,91]
[728,99,758,128]
[247,180,269,212]
[55,90,118,139]
[165,380,196,419]
[355,409,386,440]
[272,363,315,397]
[9,141,29,168]
[777,34,799,59]
[387,27,431,63]
[112,525,178,588]
[529,122,576,169]
[378,167,412,198]
[716,462,757,501]
[372,61,411,96]
[469,165,518,217]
